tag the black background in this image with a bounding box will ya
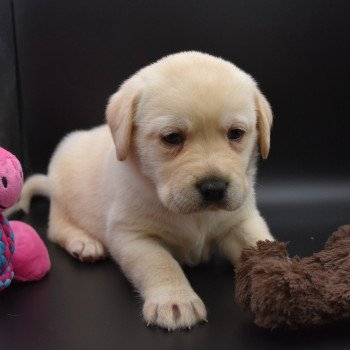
[7,0,350,177]
[1,1,350,349]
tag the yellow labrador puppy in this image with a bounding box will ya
[19,52,273,330]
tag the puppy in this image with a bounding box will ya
[18,52,274,330]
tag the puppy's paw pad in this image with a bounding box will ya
[67,237,106,262]
[143,290,207,331]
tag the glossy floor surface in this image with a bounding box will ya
[1,180,349,350]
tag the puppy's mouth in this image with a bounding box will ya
[200,200,232,212]
[166,196,237,215]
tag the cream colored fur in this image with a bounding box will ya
[18,52,273,330]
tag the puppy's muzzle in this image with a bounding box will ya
[197,177,228,203]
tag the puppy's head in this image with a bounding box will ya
[107,52,272,214]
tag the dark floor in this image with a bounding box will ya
[0,179,349,350]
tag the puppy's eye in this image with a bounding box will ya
[161,132,184,145]
[228,128,245,141]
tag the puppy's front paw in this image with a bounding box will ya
[143,289,207,331]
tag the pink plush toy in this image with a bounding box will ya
[0,147,50,291]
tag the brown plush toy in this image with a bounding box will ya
[235,225,350,330]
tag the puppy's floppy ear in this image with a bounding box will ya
[255,89,273,159]
[106,81,139,161]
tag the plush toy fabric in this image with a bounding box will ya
[235,225,350,329]
[0,147,50,290]
[10,221,51,282]
[0,215,15,290]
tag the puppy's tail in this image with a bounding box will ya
[4,174,50,217]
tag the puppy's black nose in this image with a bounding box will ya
[197,178,228,202]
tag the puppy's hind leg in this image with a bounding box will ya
[48,204,107,262]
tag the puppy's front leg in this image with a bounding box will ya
[109,235,207,330]
[218,213,274,264]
